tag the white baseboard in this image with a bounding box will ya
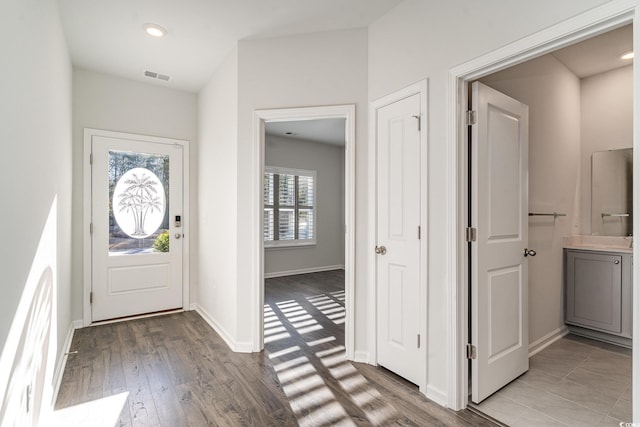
[353,350,370,364]
[189,302,197,311]
[426,384,449,407]
[529,326,569,357]
[52,320,82,403]
[264,265,345,279]
[195,305,253,353]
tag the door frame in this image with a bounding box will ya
[368,80,429,394]
[252,105,356,358]
[82,128,191,327]
[446,0,639,413]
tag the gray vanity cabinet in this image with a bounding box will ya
[564,249,632,346]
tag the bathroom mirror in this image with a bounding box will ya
[591,148,633,236]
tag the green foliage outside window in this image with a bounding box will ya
[153,230,170,252]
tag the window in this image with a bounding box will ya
[264,166,316,247]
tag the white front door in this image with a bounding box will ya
[471,82,530,403]
[375,93,422,384]
[90,133,184,322]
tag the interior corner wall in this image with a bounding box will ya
[579,65,633,235]
[72,69,198,322]
[236,28,368,347]
[480,54,582,347]
[197,48,239,342]
[0,0,72,406]
[368,0,611,401]
[264,135,346,276]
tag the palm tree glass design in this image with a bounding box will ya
[109,150,170,255]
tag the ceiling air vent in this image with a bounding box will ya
[144,70,171,82]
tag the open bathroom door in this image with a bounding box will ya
[470,82,530,403]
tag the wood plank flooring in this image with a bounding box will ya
[55,270,496,426]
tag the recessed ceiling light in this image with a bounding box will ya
[621,51,634,60]
[143,23,167,38]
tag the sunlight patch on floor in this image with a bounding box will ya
[51,392,129,427]
[265,289,399,426]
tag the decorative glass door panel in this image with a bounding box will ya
[109,150,170,255]
[91,134,183,322]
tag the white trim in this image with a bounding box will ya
[83,128,191,327]
[252,105,356,360]
[52,320,81,404]
[368,80,429,394]
[195,305,253,353]
[446,0,638,412]
[353,350,370,364]
[264,265,345,279]
[528,327,569,358]
[426,385,449,408]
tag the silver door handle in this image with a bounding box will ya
[524,248,536,257]
[375,245,387,255]
[175,233,182,239]
[614,260,620,264]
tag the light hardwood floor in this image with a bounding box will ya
[55,270,496,426]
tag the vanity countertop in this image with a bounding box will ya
[563,235,633,253]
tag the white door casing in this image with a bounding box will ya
[447,1,637,413]
[375,92,422,385]
[89,132,185,322]
[471,82,529,403]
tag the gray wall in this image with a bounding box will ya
[72,69,198,321]
[580,65,633,234]
[264,135,345,276]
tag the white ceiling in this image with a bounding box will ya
[58,0,403,92]
[266,119,346,146]
[552,24,633,78]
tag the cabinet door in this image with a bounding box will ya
[566,251,622,334]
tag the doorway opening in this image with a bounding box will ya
[446,0,639,420]
[252,106,355,360]
[458,18,635,426]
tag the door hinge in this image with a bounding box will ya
[89,291,93,304]
[89,223,93,234]
[466,110,477,126]
[418,225,421,240]
[465,227,477,242]
[466,343,477,359]
[412,114,421,131]
[417,334,421,348]
[89,153,93,165]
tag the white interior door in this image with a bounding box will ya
[91,134,184,322]
[376,93,421,384]
[471,82,530,403]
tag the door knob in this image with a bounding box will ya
[523,248,536,257]
[375,245,387,255]
[175,233,182,239]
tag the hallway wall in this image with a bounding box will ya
[368,0,613,403]
[72,69,199,321]
[0,0,73,417]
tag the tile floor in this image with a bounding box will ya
[474,334,632,426]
